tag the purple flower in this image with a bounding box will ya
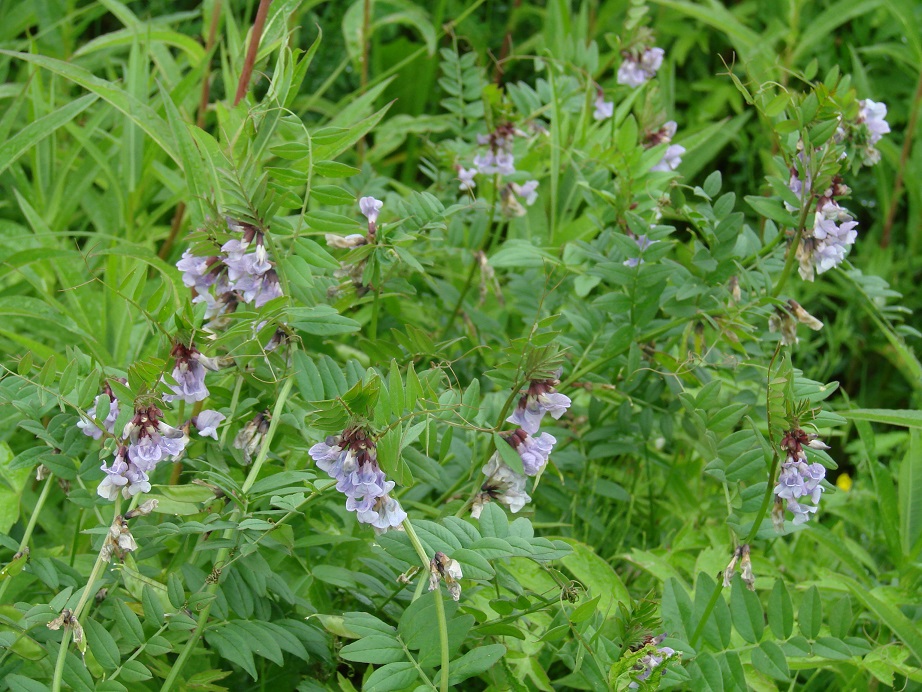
[618,47,665,87]
[359,196,383,224]
[858,99,890,146]
[511,180,539,206]
[507,378,572,434]
[163,343,213,403]
[623,234,656,268]
[177,250,217,291]
[224,245,271,282]
[773,449,827,524]
[651,144,685,172]
[798,199,858,280]
[593,93,614,121]
[629,634,676,688]
[473,152,496,175]
[309,427,403,531]
[505,430,556,476]
[457,167,477,192]
[98,448,153,502]
[77,392,120,440]
[494,152,516,176]
[193,410,225,440]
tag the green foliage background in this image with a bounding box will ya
[0,0,921,690]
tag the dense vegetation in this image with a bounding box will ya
[1,0,921,690]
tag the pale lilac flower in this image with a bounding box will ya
[858,99,890,146]
[224,244,271,282]
[98,442,154,501]
[163,343,214,403]
[457,167,477,192]
[359,196,383,224]
[624,234,656,267]
[309,426,404,531]
[494,152,516,176]
[798,199,858,280]
[593,93,614,121]
[177,250,217,291]
[618,47,665,87]
[473,152,496,175]
[651,144,685,172]
[77,392,119,440]
[193,410,225,439]
[511,180,539,206]
[505,430,556,476]
[773,437,827,525]
[507,378,571,434]
[475,453,531,516]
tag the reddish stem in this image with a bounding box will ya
[234,0,273,106]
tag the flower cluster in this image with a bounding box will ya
[855,99,890,166]
[473,377,570,517]
[768,299,824,346]
[97,404,187,500]
[618,47,665,87]
[629,633,676,688]
[77,384,119,440]
[773,428,829,525]
[455,123,539,213]
[796,196,858,281]
[309,427,407,531]
[177,218,283,330]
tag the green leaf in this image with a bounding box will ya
[444,643,506,686]
[0,94,98,176]
[751,640,790,681]
[477,503,509,538]
[493,433,525,476]
[83,618,120,671]
[559,539,630,616]
[117,660,152,683]
[340,635,405,665]
[364,661,419,692]
[729,578,764,644]
[899,430,922,556]
[768,579,794,639]
[798,585,822,640]
[113,599,144,648]
[0,51,178,164]
[841,408,922,429]
[293,351,324,401]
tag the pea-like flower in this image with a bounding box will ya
[629,633,676,688]
[618,47,665,87]
[773,428,828,525]
[651,144,685,172]
[429,551,464,601]
[163,342,219,404]
[309,427,406,531]
[593,93,614,121]
[797,198,858,281]
[97,446,152,500]
[507,378,572,434]
[193,410,226,440]
[504,429,556,476]
[123,406,187,470]
[233,411,271,464]
[77,388,120,440]
[457,166,477,192]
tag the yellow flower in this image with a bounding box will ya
[836,473,852,492]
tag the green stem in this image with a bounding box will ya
[771,202,812,298]
[403,518,449,692]
[0,473,54,603]
[161,371,295,691]
[433,588,450,692]
[52,496,121,692]
[689,581,724,647]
